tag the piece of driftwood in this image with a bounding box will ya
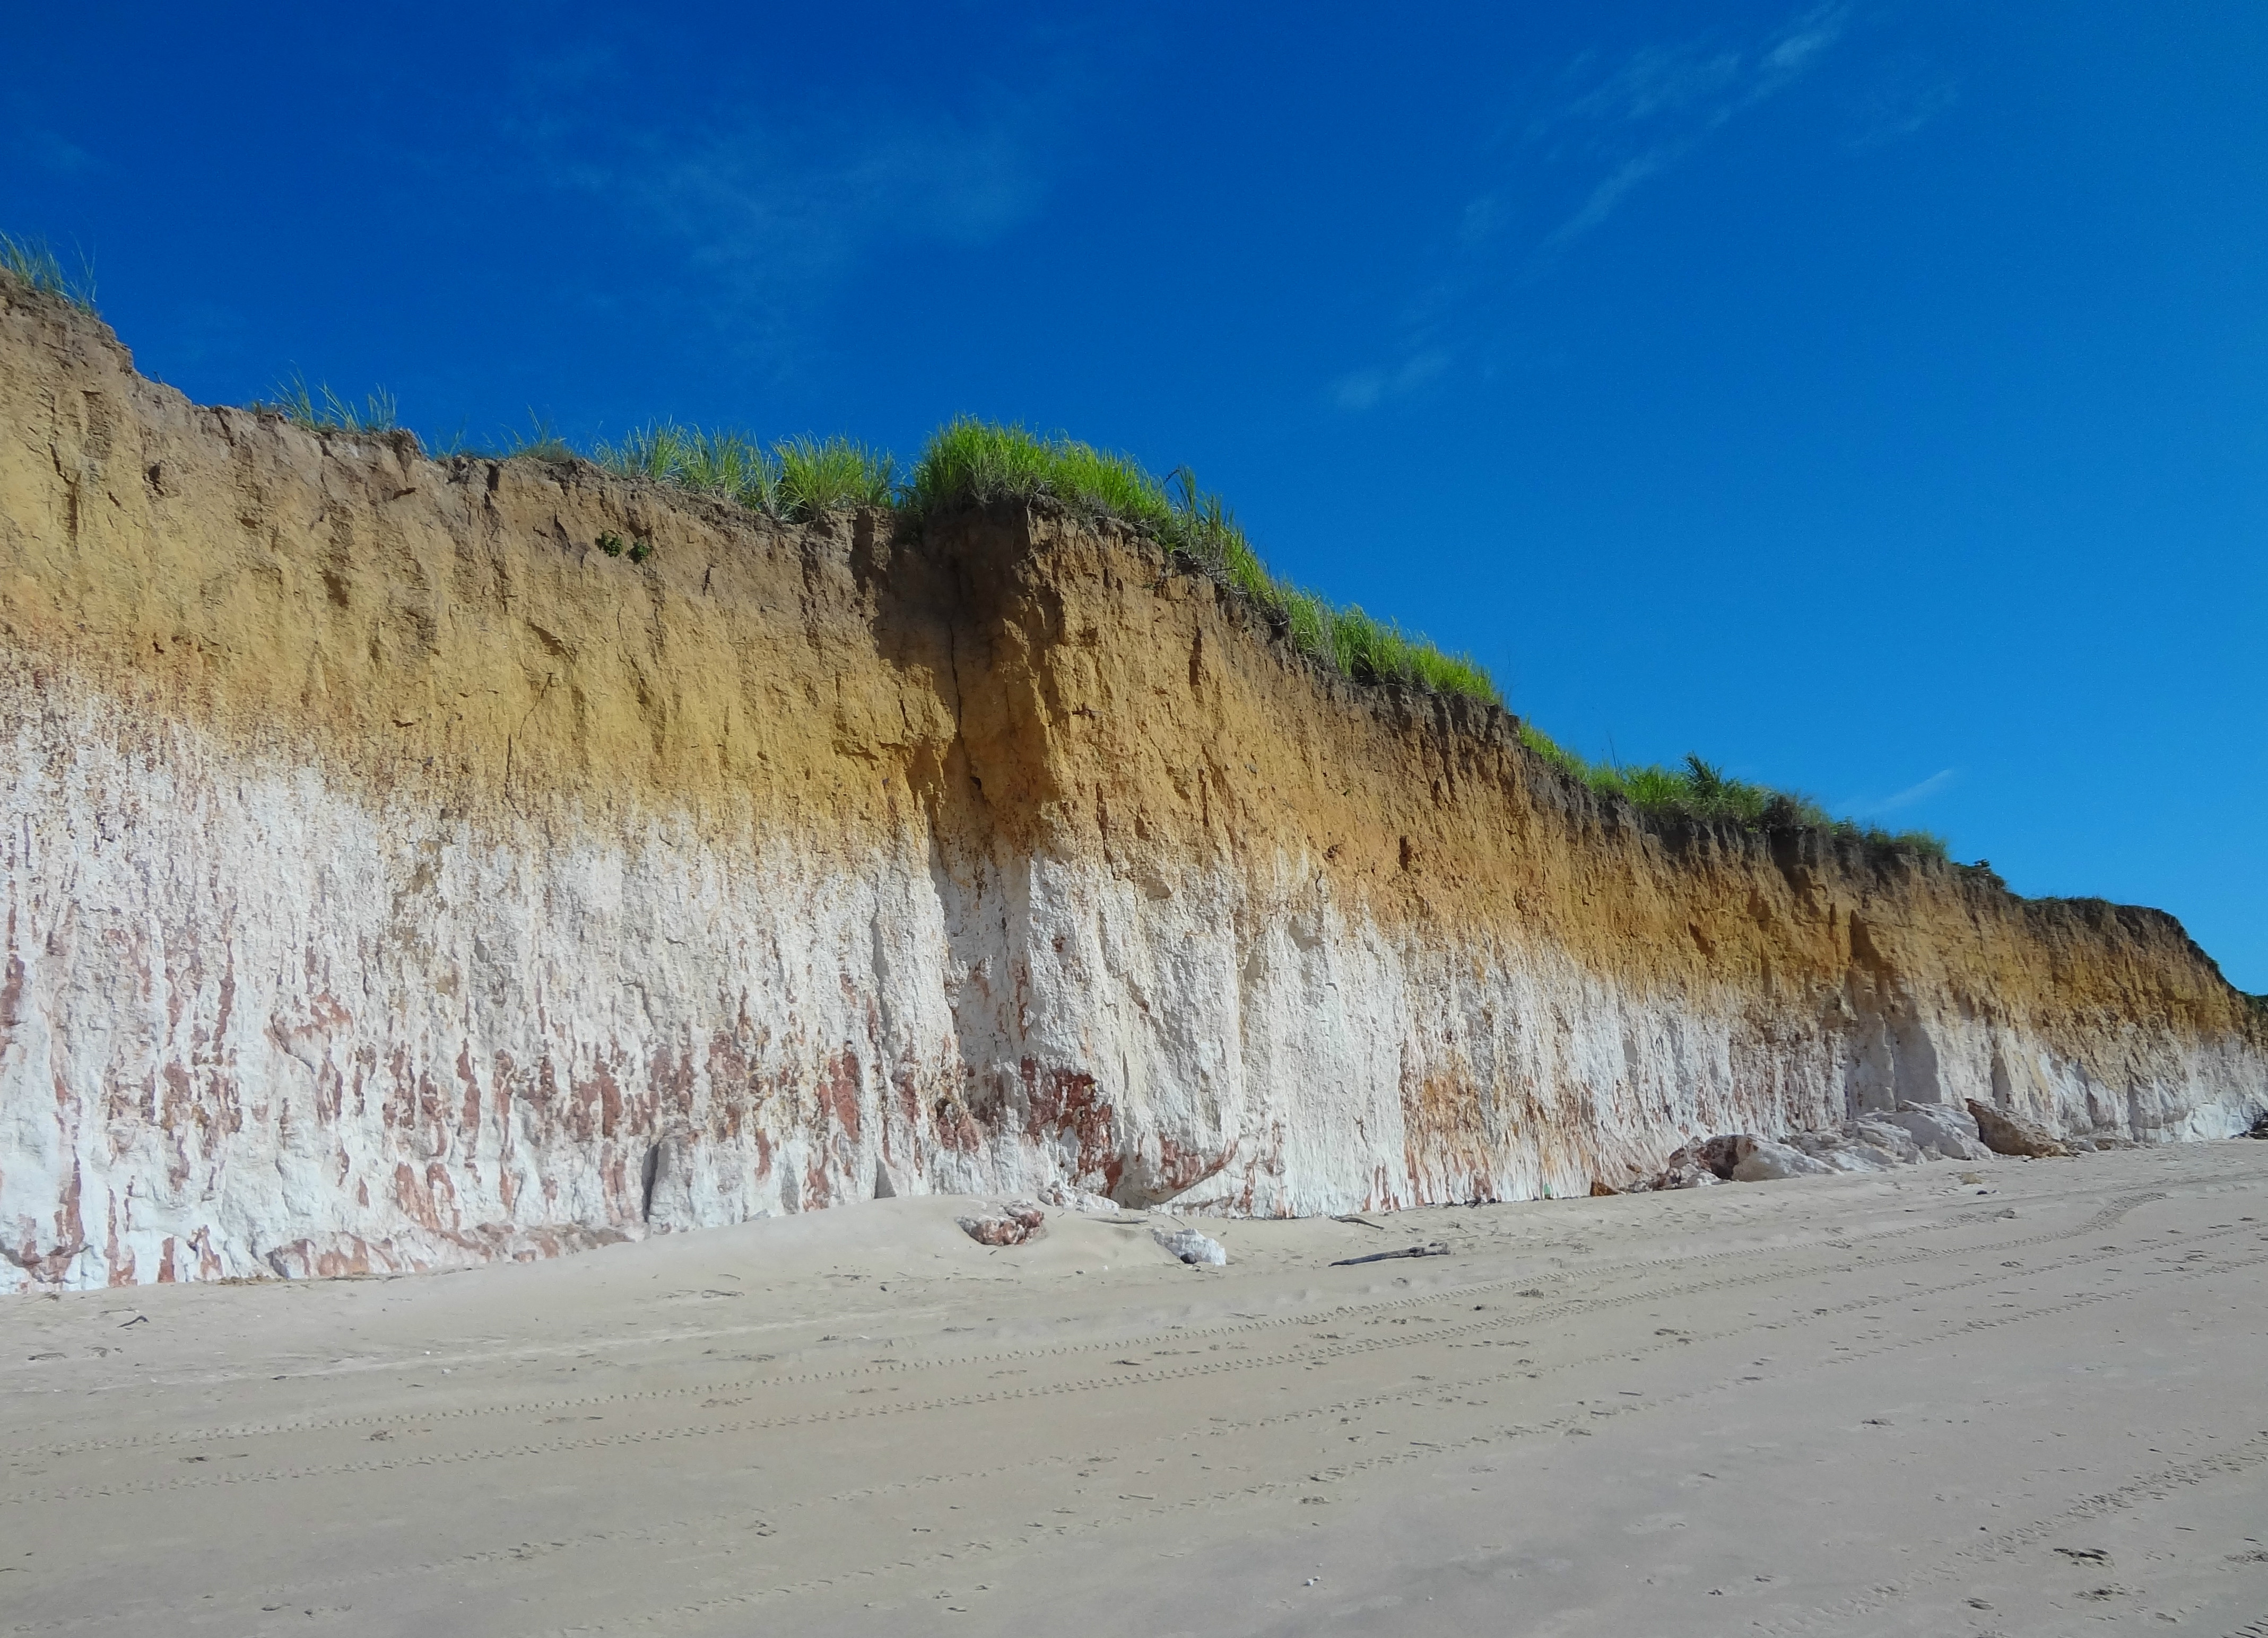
[1330,1241,1450,1267]
[1332,1215,1385,1230]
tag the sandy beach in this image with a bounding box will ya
[5,1142,2265,1636]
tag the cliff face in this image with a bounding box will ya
[3,284,2262,1291]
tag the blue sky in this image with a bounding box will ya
[7,3,2266,989]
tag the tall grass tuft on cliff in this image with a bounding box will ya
[903,419,1500,705]
[0,232,98,313]
[1515,723,1949,858]
[253,372,400,435]
[596,423,771,507]
[776,436,897,517]
[497,412,575,462]
[592,426,892,520]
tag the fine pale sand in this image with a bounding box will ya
[5,1145,2266,1636]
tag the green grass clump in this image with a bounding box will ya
[497,412,574,462]
[1326,603,1499,696]
[0,232,98,313]
[596,423,768,506]
[776,436,896,518]
[253,372,399,435]
[902,419,1499,705]
[675,429,775,508]
[591,421,688,480]
[1515,723,1949,859]
[592,426,891,520]
[901,417,1166,524]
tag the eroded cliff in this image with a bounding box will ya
[4,280,2263,1289]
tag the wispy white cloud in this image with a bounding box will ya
[1542,148,1679,251]
[7,128,99,176]
[1332,350,1449,412]
[619,119,1040,290]
[1332,4,1855,412]
[501,47,1061,350]
[1534,3,1852,248]
[1845,767,1958,816]
[1762,8,1847,79]
[1847,54,1959,150]
[1553,45,1744,129]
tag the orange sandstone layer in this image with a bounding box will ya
[2,278,2260,1289]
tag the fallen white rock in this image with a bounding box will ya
[1966,1100,2072,1158]
[1153,1225,1228,1266]
[1630,1107,2006,1192]
[1782,1131,1891,1173]
[1850,1117,1922,1166]
[1886,1101,1993,1161]
[1039,1182,1123,1215]
[1730,1140,1837,1182]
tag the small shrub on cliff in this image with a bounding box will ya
[904,419,1500,708]
[0,232,98,313]
[593,530,654,562]
[1514,725,1949,859]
